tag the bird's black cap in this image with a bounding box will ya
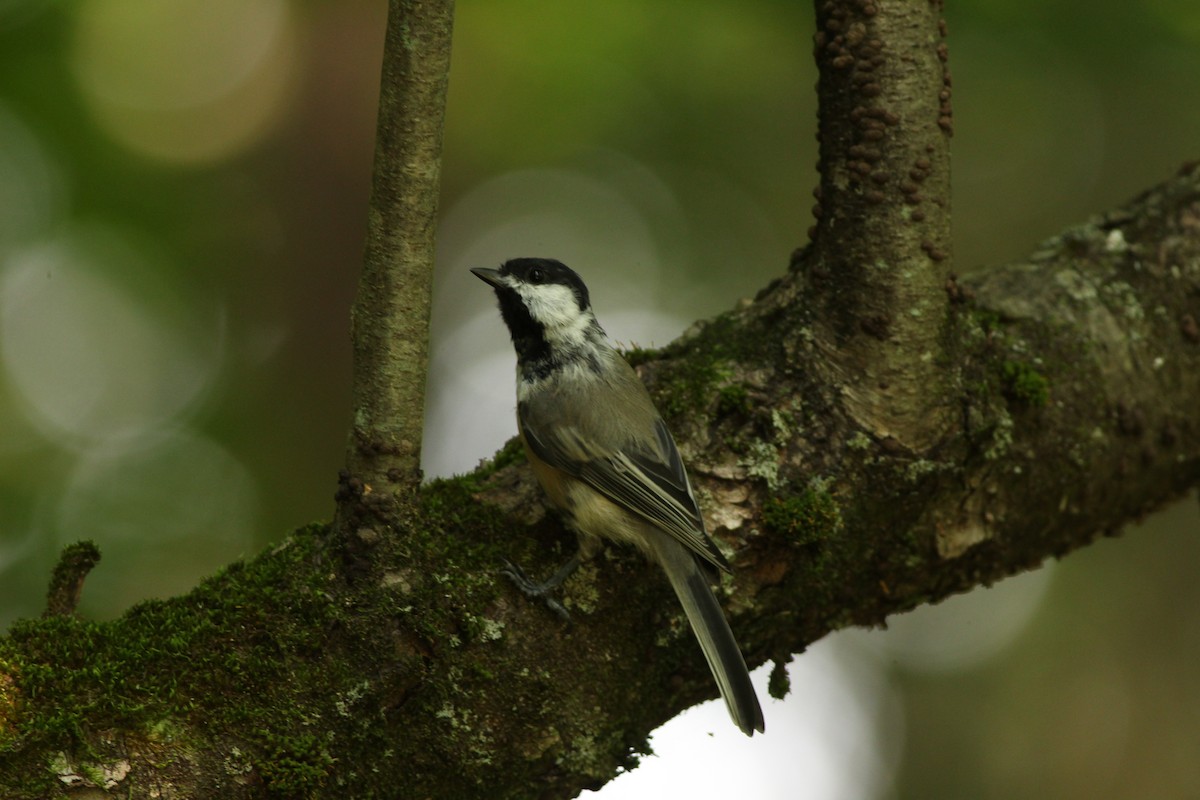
[486,258,591,312]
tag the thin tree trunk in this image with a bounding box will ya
[343,0,455,500]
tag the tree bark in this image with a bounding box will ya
[1,1,1198,799]
[809,0,954,451]
[343,0,454,498]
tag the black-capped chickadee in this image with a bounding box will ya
[472,257,765,736]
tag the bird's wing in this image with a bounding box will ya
[520,407,730,572]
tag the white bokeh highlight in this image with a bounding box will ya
[1,228,215,446]
[588,641,903,800]
[0,102,64,255]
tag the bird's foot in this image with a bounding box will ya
[501,552,581,622]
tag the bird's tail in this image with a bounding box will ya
[650,534,765,736]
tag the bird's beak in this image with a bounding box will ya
[470,267,504,288]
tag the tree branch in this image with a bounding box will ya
[1,2,1197,799]
[42,541,101,619]
[344,0,455,496]
[808,0,954,451]
[3,160,1191,800]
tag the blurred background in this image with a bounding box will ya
[1,0,1198,797]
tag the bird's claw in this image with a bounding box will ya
[500,556,578,623]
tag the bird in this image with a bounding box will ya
[471,257,764,736]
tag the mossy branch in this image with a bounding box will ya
[1,1,1198,798]
[43,541,101,619]
[2,163,1195,800]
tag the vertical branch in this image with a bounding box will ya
[345,0,455,498]
[806,0,954,449]
[43,541,101,618]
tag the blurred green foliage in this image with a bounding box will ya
[0,1,1197,797]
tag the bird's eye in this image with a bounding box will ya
[528,268,545,284]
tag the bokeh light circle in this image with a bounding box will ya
[70,0,298,163]
[0,102,64,254]
[0,226,217,446]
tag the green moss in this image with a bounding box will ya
[962,306,1052,411]
[417,479,511,589]
[904,459,942,482]
[470,437,526,484]
[492,437,526,471]
[0,524,365,794]
[968,306,1005,335]
[619,344,659,368]
[767,660,791,700]
[762,488,842,546]
[254,731,334,798]
[463,614,505,644]
[1000,360,1050,407]
[655,357,731,420]
[3,487,587,796]
[420,477,510,542]
[649,311,779,422]
[561,559,601,615]
[716,383,751,417]
[386,478,523,655]
[44,540,101,617]
[846,431,873,451]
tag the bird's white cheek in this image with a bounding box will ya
[519,285,592,346]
